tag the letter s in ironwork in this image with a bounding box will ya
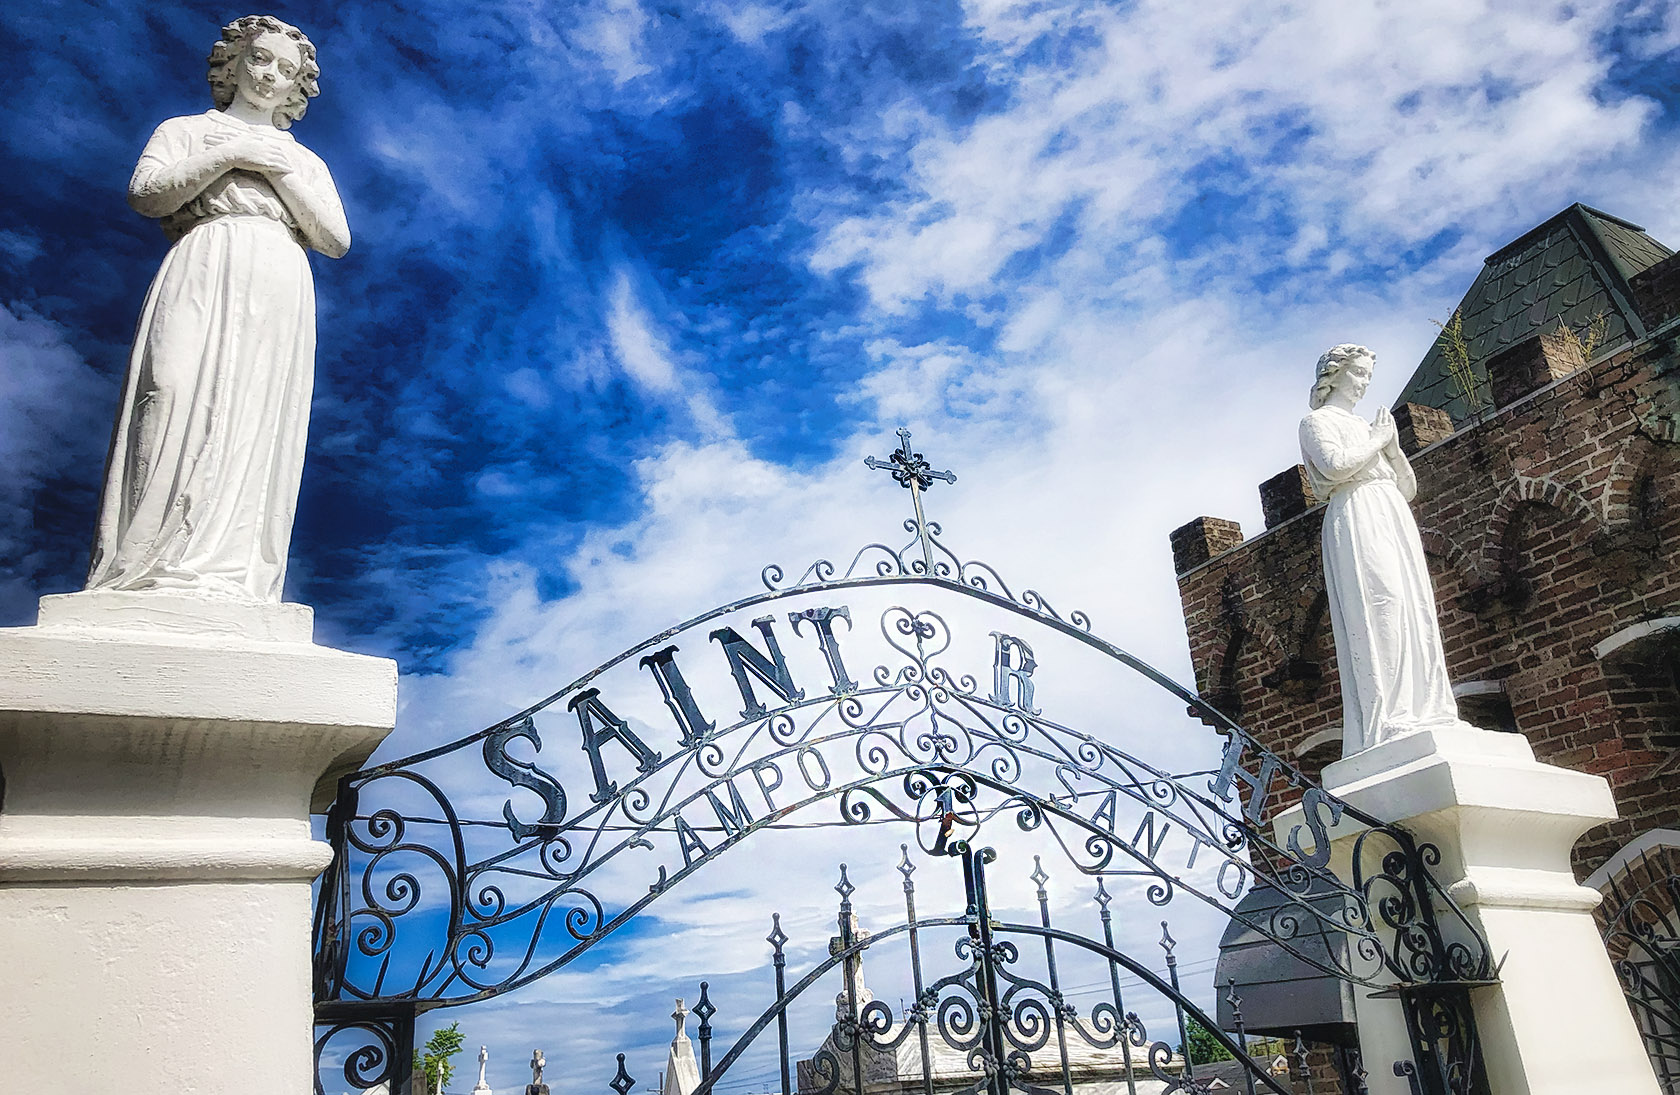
[483,716,569,841]
[1287,786,1344,869]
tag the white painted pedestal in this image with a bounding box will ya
[0,591,397,1094]
[1279,727,1661,1095]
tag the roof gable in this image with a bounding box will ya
[1397,204,1671,419]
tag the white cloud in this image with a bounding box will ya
[0,303,109,617]
[0,230,42,269]
[849,338,1027,422]
[705,0,801,45]
[574,0,659,86]
[1624,0,1680,58]
[810,0,1658,312]
[609,270,683,393]
[607,270,733,438]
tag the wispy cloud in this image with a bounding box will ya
[608,267,732,436]
[809,0,1661,314]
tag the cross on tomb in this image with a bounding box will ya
[531,1049,546,1085]
[863,428,956,575]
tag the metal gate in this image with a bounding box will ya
[645,842,1300,1095]
[311,432,1494,1095]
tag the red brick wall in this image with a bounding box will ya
[1174,333,1680,875]
[1295,1043,1351,1095]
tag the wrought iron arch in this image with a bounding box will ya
[311,431,1493,1095]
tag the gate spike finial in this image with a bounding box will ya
[694,981,716,1029]
[1158,921,1177,957]
[610,1053,636,1095]
[1093,877,1112,910]
[835,863,855,904]
[766,912,788,954]
[1030,854,1049,897]
[898,844,916,888]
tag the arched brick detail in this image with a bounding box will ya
[1418,524,1483,585]
[1239,612,1288,665]
[1286,587,1329,662]
[1198,607,1290,717]
[1257,591,1328,700]
[1198,630,1249,718]
[1481,474,1602,572]
[1603,435,1657,528]
[1599,433,1680,534]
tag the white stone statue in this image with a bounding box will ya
[1299,344,1467,755]
[86,15,348,603]
[473,1045,493,1095]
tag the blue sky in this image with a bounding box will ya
[7,0,1680,1088]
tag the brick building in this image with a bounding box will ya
[1174,204,1680,1091]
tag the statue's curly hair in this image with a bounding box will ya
[207,15,319,130]
[1310,343,1374,409]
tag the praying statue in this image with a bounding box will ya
[1299,344,1468,755]
[86,15,348,603]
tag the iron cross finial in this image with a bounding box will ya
[864,428,956,575]
[864,427,956,492]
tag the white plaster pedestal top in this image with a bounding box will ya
[2,590,390,734]
[0,592,397,1094]
[1276,726,1659,1095]
[0,589,394,817]
[36,587,316,642]
[1315,727,1616,860]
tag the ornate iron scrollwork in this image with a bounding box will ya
[677,849,1294,1095]
[312,431,1494,1092]
[312,1013,413,1095]
[1599,847,1680,1092]
[313,596,1489,1013]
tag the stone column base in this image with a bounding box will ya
[1279,727,1660,1095]
[0,595,397,1094]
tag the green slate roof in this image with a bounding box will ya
[1397,204,1672,420]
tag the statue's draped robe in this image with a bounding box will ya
[89,110,337,601]
[1300,406,1461,752]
